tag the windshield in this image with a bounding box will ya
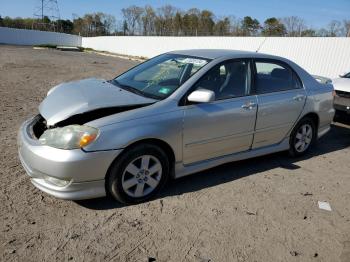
[112,54,210,99]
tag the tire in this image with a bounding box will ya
[289,117,317,157]
[107,143,170,204]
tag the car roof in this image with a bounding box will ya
[168,49,282,60]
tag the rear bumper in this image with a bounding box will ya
[18,116,122,200]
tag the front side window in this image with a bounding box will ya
[113,54,210,99]
[192,60,251,100]
[254,61,301,94]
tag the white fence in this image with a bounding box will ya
[0,27,349,79]
[82,36,350,78]
[0,27,82,47]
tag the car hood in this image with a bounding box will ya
[39,78,157,126]
[332,78,350,92]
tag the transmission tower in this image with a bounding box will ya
[33,0,62,31]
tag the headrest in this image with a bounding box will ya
[226,63,245,74]
[271,68,289,79]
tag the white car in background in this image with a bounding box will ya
[333,72,350,116]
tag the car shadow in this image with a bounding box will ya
[75,122,350,210]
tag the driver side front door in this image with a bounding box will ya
[182,59,257,165]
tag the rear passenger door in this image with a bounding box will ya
[252,59,306,149]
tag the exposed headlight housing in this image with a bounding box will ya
[39,125,99,150]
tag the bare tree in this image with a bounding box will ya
[343,20,350,37]
[327,20,342,36]
[228,16,242,36]
[100,13,116,35]
[121,5,144,35]
[214,16,230,36]
[282,16,306,36]
[142,5,156,35]
[155,5,177,35]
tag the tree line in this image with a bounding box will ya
[1,5,349,37]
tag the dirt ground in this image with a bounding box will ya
[0,45,350,262]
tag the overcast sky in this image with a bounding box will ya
[1,0,349,28]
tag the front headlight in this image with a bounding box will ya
[39,125,99,150]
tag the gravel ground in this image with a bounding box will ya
[0,45,350,262]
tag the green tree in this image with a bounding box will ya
[262,17,286,36]
[173,11,183,35]
[56,19,73,33]
[182,8,200,35]
[123,20,128,35]
[199,10,215,35]
[241,16,260,36]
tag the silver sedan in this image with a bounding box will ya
[18,49,335,203]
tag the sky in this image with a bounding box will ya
[1,0,349,29]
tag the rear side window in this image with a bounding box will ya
[254,61,301,94]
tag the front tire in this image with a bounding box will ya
[107,144,170,204]
[289,117,316,157]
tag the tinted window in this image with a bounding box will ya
[254,61,301,94]
[192,60,250,100]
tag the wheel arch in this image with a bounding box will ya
[300,112,319,130]
[105,138,176,181]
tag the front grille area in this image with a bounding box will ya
[336,90,350,98]
[32,115,48,139]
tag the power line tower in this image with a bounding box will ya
[33,0,61,32]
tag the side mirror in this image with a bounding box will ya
[187,89,215,103]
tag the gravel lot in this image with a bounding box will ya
[0,45,349,262]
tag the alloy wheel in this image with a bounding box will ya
[121,155,162,198]
[294,123,313,153]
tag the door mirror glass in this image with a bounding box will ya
[187,88,215,103]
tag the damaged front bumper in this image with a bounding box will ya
[18,116,122,200]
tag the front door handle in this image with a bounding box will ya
[241,101,256,110]
[293,95,305,101]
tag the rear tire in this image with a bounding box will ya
[289,117,316,157]
[107,143,170,204]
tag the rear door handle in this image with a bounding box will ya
[293,95,305,101]
[241,101,256,110]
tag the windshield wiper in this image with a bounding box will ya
[110,79,162,100]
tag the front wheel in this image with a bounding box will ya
[289,117,316,157]
[107,144,170,204]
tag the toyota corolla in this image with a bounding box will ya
[18,50,335,203]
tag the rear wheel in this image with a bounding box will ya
[289,117,316,157]
[107,144,170,204]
